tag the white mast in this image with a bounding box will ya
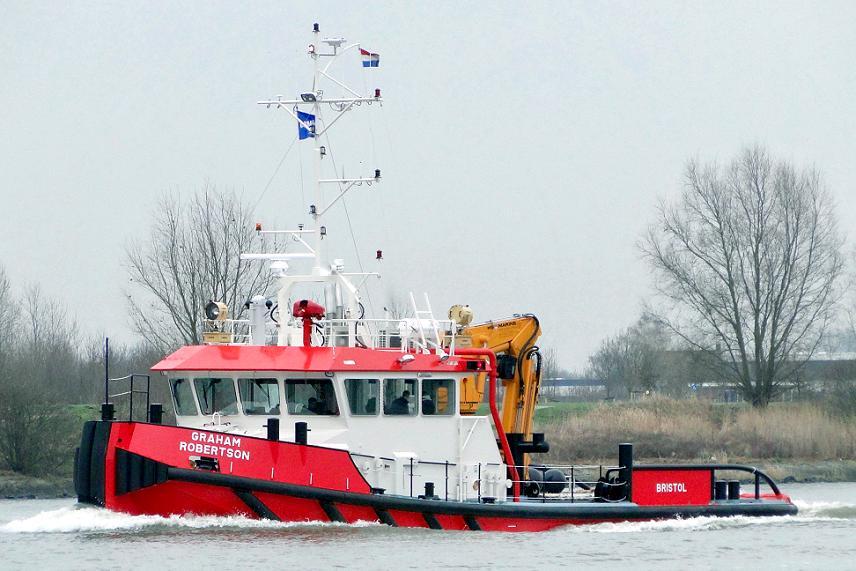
[245,23,382,346]
[311,23,323,273]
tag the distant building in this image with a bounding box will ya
[544,352,856,403]
[665,352,856,403]
[541,378,607,400]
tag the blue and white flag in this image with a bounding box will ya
[297,110,316,139]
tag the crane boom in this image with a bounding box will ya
[453,313,549,469]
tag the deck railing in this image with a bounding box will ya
[101,373,153,423]
[202,316,459,354]
[504,463,625,503]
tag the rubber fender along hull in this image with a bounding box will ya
[75,421,798,533]
[74,420,111,506]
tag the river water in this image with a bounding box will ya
[1,483,854,570]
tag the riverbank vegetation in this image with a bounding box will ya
[539,397,856,464]
[0,267,164,480]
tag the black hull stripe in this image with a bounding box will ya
[464,515,481,531]
[320,501,346,523]
[233,489,280,521]
[167,467,798,521]
[423,512,442,530]
[375,508,397,527]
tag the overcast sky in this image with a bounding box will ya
[2,2,855,370]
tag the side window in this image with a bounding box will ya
[238,378,280,415]
[285,379,339,415]
[384,378,417,416]
[422,379,455,416]
[170,378,197,416]
[345,379,379,416]
[194,378,239,415]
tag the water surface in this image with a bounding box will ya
[1,483,854,570]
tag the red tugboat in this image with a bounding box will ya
[74,24,797,532]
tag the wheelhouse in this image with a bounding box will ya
[155,346,506,501]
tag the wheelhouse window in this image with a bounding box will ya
[238,378,281,415]
[194,378,239,415]
[421,378,455,416]
[170,378,197,416]
[384,378,417,416]
[285,379,339,415]
[345,379,379,416]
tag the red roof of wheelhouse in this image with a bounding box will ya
[151,345,473,373]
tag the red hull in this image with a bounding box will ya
[74,421,798,533]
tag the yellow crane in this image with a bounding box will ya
[449,307,548,470]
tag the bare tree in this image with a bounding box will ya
[126,186,283,352]
[539,346,560,399]
[0,266,16,374]
[587,316,668,399]
[642,146,843,407]
[383,292,413,320]
[587,334,623,399]
[0,272,81,475]
[0,379,78,476]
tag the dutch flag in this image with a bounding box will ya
[360,48,380,68]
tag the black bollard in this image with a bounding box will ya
[618,443,633,502]
[101,403,115,421]
[727,480,741,500]
[148,403,163,424]
[714,480,728,500]
[295,421,309,445]
[267,418,280,441]
[424,482,435,499]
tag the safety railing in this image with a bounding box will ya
[101,373,152,422]
[316,318,457,353]
[349,453,625,504]
[201,316,460,354]
[504,463,625,503]
[201,318,253,344]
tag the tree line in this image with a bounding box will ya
[0,268,163,475]
[0,185,279,476]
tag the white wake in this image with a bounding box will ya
[3,500,852,535]
[564,499,856,534]
[1,506,379,534]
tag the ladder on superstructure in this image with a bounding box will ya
[409,292,446,356]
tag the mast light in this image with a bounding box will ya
[374,88,381,98]
[376,250,383,260]
[313,23,319,32]
[309,204,317,215]
[255,222,262,232]
[320,226,327,237]
[374,169,381,179]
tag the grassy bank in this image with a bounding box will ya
[538,398,856,467]
[0,470,74,499]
